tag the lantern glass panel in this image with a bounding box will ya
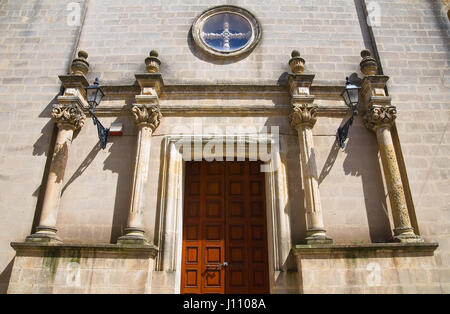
[86,88,98,105]
[342,90,351,107]
[348,88,360,105]
[95,88,104,106]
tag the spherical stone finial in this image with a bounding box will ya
[289,49,305,74]
[78,50,88,59]
[71,50,90,76]
[360,49,371,58]
[145,49,161,73]
[360,49,378,76]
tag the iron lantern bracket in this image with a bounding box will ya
[336,108,358,149]
[89,108,109,149]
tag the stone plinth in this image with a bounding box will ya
[293,243,439,293]
[8,243,158,294]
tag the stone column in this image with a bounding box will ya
[26,53,90,243]
[118,104,162,244]
[26,103,85,242]
[287,51,332,244]
[118,65,163,245]
[361,75,422,243]
[290,103,332,244]
[364,101,422,243]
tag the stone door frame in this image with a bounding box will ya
[156,134,292,294]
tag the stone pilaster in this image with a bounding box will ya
[288,68,332,244]
[118,72,163,245]
[26,98,85,243]
[361,76,423,243]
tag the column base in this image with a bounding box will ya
[117,227,148,245]
[25,226,62,243]
[305,229,333,245]
[304,236,333,245]
[392,227,424,243]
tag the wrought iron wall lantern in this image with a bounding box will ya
[336,77,361,149]
[85,78,109,149]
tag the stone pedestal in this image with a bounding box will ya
[8,242,158,294]
[118,74,163,245]
[293,243,438,293]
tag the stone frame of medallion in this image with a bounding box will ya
[154,134,292,294]
[191,5,262,58]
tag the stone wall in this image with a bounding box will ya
[78,0,367,85]
[368,0,450,293]
[0,0,86,293]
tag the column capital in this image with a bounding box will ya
[289,103,318,129]
[51,103,86,130]
[443,0,450,20]
[364,103,397,132]
[132,104,162,131]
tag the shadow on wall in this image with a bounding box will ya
[0,259,14,294]
[431,0,450,53]
[318,140,340,185]
[103,117,134,244]
[314,116,392,242]
[61,142,102,196]
[340,116,392,242]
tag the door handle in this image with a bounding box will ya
[205,262,229,270]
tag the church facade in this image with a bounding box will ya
[0,0,449,294]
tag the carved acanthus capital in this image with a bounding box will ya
[364,105,397,132]
[51,103,86,130]
[132,104,162,131]
[289,104,318,129]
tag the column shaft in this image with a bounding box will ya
[376,126,418,241]
[126,125,153,237]
[40,127,74,227]
[28,127,74,241]
[297,126,330,243]
[118,104,161,245]
[290,103,332,244]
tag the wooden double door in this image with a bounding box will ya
[181,160,270,294]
